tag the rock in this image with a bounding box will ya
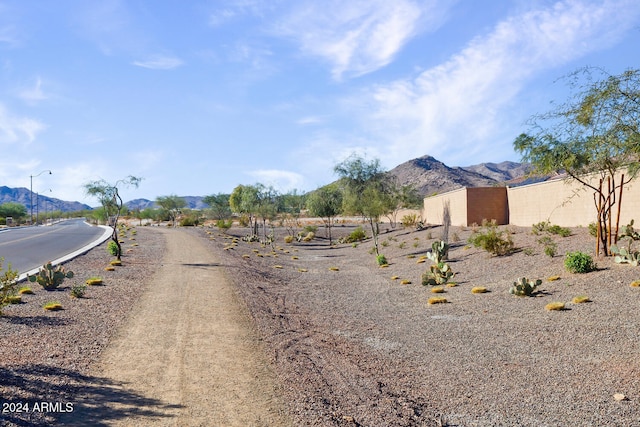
[614,393,627,401]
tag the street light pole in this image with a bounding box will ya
[30,170,52,225]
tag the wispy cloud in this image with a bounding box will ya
[296,116,324,125]
[18,77,48,105]
[133,54,184,70]
[247,169,305,191]
[352,0,640,166]
[272,0,448,79]
[0,104,46,145]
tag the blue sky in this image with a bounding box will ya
[0,0,639,204]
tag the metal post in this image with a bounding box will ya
[29,170,52,225]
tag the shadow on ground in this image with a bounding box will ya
[0,364,182,426]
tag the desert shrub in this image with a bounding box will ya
[471,286,488,294]
[376,254,388,266]
[545,302,565,311]
[346,226,366,243]
[427,296,447,305]
[381,239,389,247]
[401,213,419,228]
[451,232,460,243]
[0,258,19,315]
[564,251,597,274]
[537,236,557,257]
[548,225,571,237]
[284,235,294,244]
[398,242,406,249]
[302,232,315,242]
[304,225,318,234]
[107,240,118,256]
[588,222,598,237]
[70,283,87,298]
[216,219,233,233]
[238,214,250,227]
[180,217,198,226]
[572,295,591,304]
[468,220,514,256]
[523,247,535,256]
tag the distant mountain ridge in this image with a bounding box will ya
[0,186,91,213]
[387,155,533,196]
[1,155,534,212]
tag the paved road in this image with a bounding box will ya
[0,219,109,276]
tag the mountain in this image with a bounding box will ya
[0,186,92,212]
[387,155,533,196]
[125,196,207,211]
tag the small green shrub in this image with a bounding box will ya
[71,283,87,298]
[216,219,233,233]
[564,251,596,274]
[304,225,318,234]
[538,236,557,258]
[381,239,389,247]
[588,222,598,237]
[398,242,406,249]
[107,240,118,256]
[376,254,388,266]
[468,220,514,256]
[284,235,294,244]
[346,226,366,243]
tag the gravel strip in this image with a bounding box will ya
[194,224,640,427]
[0,226,164,427]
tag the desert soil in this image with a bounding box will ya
[3,221,640,427]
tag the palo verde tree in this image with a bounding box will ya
[155,195,187,227]
[514,67,640,256]
[202,193,232,220]
[229,184,260,236]
[84,176,142,260]
[334,154,393,255]
[306,183,343,245]
[0,202,28,223]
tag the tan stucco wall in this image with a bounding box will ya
[424,188,468,226]
[507,172,640,227]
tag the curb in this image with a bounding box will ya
[18,223,113,282]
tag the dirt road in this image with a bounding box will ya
[61,228,291,426]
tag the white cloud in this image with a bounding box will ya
[246,169,305,191]
[273,0,447,79]
[0,104,46,145]
[296,116,324,125]
[133,54,184,70]
[353,0,640,166]
[18,77,48,105]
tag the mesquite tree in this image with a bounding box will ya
[84,176,142,260]
[514,67,640,256]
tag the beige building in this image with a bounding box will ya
[423,170,640,227]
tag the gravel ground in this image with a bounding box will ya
[0,225,164,426]
[2,221,640,427]
[193,222,640,427]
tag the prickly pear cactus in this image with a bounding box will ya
[426,240,449,264]
[509,277,542,296]
[28,262,74,290]
[422,262,455,286]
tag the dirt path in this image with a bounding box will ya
[61,228,291,426]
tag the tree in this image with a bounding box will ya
[306,184,343,245]
[155,195,186,227]
[84,176,142,260]
[334,154,393,255]
[254,184,280,243]
[202,193,232,220]
[0,202,28,221]
[279,189,307,236]
[384,181,422,228]
[514,67,640,256]
[229,184,260,236]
